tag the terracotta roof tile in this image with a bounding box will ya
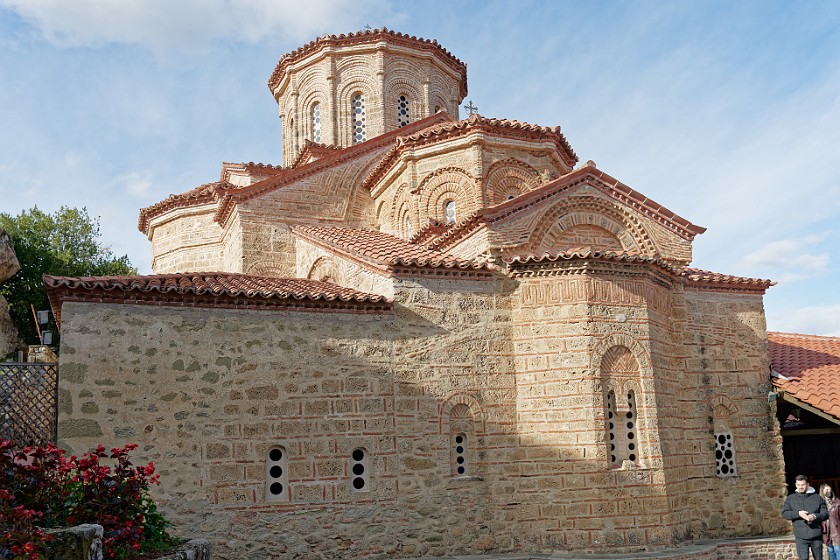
[364,114,578,190]
[505,249,681,274]
[769,332,840,422]
[290,141,344,168]
[44,272,391,324]
[683,267,775,291]
[424,164,707,253]
[214,113,454,228]
[268,28,467,99]
[292,226,495,276]
[138,181,232,234]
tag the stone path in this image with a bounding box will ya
[402,535,795,559]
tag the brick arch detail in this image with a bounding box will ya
[384,77,424,127]
[528,196,659,256]
[711,394,740,430]
[246,261,285,277]
[307,256,343,285]
[417,167,476,226]
[440,393,486,434]
[591,333,652,375]
[337,77,379,145]
[484,158,541,206]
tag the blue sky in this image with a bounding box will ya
[1,0,839,335]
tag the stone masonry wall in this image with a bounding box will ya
[56,269,787,559]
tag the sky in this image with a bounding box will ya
[1,0,839,335]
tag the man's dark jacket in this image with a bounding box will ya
[782,488,829,540]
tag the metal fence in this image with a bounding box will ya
[0,362,58,446]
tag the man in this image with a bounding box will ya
[783,474,829,559]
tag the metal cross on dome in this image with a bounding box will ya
[363,24,372,32]
[464,100,479,115]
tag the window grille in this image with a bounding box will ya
[397,95,410,127]
[311,102,321,143]
[714,432,737,477]
[350,448,369,492]
[352,94,366,144]
[265,446,289,501]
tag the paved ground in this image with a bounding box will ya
[402,535,795,560]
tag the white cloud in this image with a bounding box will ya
[739,234,830,283]
[768,305,840,338]
[0,0,404,52]
[111,172,155,199]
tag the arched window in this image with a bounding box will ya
[449,403,475,477]
[311,102,321,143]
[352,93,366,144]
[397,95,410,127]
[265,446,289,502]
[444,200,456,224]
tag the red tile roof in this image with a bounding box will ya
[683,267,775,292]
[364,114,578,190]
[292,226,496,277]
[138,181,232,234]
[423,164,707,253]
[504,251,772,293]
[505,249,681,274]
[769,332,840,422]
[267,28,468,99]
[44,273,391,324]
[137,112,454,235]
[290,141,343,168]
[213,112,454,228]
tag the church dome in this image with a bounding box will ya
[268,28,468,166]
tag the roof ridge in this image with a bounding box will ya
[267,28,468,99]
[363,114,577,191]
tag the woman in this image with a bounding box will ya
[821,483,840,560]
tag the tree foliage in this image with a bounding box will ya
[0,206,136,348]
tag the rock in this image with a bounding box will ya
[0,228,19,283]
[0,228,21,357]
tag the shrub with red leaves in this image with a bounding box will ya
[0,440,175,560]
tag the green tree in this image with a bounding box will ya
[0,206,136,348]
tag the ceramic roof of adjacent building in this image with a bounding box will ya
[364,114,578,190]
[44,272,391,324]
[267,28,468,99]
[769,331,840,423]
[292,225,496,277]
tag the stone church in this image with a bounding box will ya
[48,29,792,558]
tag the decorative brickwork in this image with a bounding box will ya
[54,29,793,560]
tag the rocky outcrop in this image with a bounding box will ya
[0,227,21,358]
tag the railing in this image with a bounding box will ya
[0,362,59,445]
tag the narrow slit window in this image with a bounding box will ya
[453,433,467,475]
[397,95,410,127]
[352,93,366,144]
[444,200,456,224]
[350,448,369,492]
[265,446,289,502]
[311,102,321,143]
[714,432,737,477]
[607,390,619,466]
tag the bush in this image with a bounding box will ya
[0,440,177,559]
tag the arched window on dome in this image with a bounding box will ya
[311,102,321,143]
[397,95,410,127]
[352,93,366,144]
[444,200,456,224]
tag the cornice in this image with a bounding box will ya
[268,28,468,99]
